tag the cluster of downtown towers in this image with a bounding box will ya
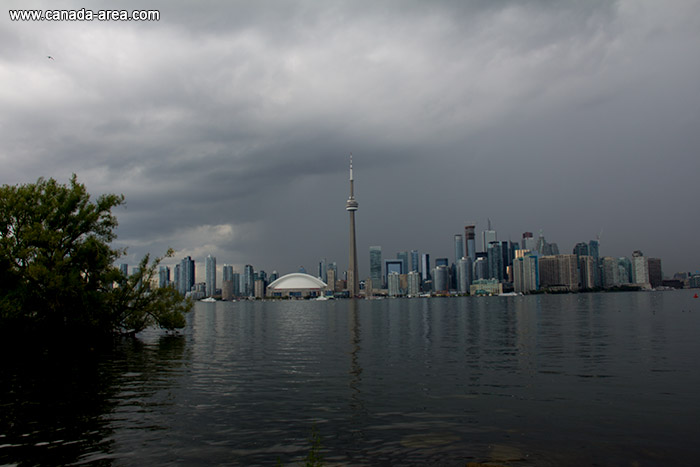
[138,225,662,299]
[127,163,663,298]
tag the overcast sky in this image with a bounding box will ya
[2,0,699,280]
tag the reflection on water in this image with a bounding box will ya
[2,291,700,465]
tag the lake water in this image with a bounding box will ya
[1,291,700,466]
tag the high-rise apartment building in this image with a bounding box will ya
[407,271,421,296]
[432,265,450,293]
[487,241,504,282]
[158,266,170,288]
[369,246,382,289]
[223,265,233,282]
[578,255,596,290]
[632,251,649,286]
[119,263,129,277]
[539,254,578,291]
[421,253,431,282]
[601,257,619,288]
[244,264,254,297]
[179,256,195,295]
[205,255,216,297]
[648,258,662,288]
[513,254,539,293]
[457,257,473,293]
[454,234,464,264]
[387,272,401,297]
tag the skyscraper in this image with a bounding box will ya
[346,156,359,297]
[396,251,409,275]
[454,234,464,263]
[421,253,431,282]
[119,263,129,277]
[205,255,216,297]
[464,224,476,263]
[410,250,419,273]
[179,256,195,295]
[244,264,254,297]
[158,266,170,288]
[369,246,382,289]
[482,219,497,252]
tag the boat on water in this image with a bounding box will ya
[200,297,217,302]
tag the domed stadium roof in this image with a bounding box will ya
[267,273,327,290]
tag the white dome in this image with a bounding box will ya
[267,273,327,290]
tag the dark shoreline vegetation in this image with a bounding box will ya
[0,176,191,346]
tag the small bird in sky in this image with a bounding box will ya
[47,56,54,60]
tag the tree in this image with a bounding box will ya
[0,176,190,337]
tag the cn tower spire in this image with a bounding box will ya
[346,154,359,297]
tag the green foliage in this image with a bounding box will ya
[0,176,190,338]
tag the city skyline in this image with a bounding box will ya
[2,1,699,277]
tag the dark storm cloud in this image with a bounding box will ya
[2,0,699,278]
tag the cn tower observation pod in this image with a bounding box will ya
[266,273,328,298]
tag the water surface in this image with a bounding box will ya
[2,291,699,465]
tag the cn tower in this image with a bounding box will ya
[346,155,359,297]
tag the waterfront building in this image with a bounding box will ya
[222,264,233,282]
[432,265,450,294]
[578,255,596,290]
[457,257,473,294]
[370,246,382,289]
[421,253,431,282]
[513,254,539,294]
[539,255,578,291]
[618,257,632,284]
[602,257,620,288]
[464,224,476,262]
[648,258,663,288]
[407,271,421,296]
[327,267,337,293]
[174,264,180,291]
[266,273,327,298]
[158,266,170,288]
[230,272,240,297]
[487,241,504,282]
[473,256,488,280]
[632,251,650,287]
[179,256,195,295]
[387,272,401,297]
[470,278,503,296]
[254,279,265,298]
[205,255,216,297]
[244,264,254,297]
[346,156,359,297]
[221,280,234,300]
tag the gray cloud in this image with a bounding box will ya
[2,0,699,279]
